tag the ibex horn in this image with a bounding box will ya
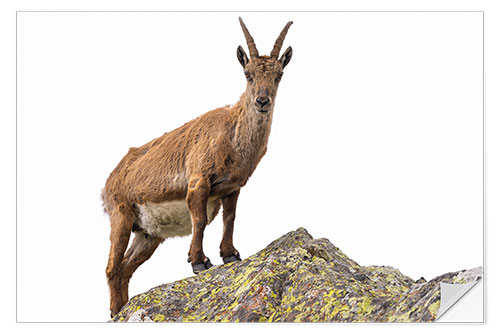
[239,17,259,59]
[270,21,293,59]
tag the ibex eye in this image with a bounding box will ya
[244,71,252,81]
[275,72,283,83]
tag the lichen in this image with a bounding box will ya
[111,228,482,323]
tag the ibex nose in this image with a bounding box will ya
[256,96,270,108]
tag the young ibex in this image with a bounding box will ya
[102,17,293,317]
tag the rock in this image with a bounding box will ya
[111,228,482,322]
[416,277,427,283]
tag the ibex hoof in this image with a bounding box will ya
[192,258,213,274]
[223,253,241,264]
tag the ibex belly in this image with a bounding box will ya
[136,198,220,239]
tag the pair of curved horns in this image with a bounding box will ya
[239,17,293,60]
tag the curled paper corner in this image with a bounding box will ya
[436,267,483,321]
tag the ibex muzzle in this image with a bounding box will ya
[102,17,293,318]
[256,88,271,112]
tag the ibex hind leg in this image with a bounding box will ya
[120,231,162,306]
[106,204,134,318]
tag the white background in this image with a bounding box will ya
[15,11,483,322]
[2,1,488,321]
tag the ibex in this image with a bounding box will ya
[102,17,293,317]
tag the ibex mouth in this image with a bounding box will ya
[257,109,270,114]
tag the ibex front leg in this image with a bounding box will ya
[187,177,213,274]
[221,189,242,264]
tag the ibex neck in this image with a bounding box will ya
[232,93,273,160]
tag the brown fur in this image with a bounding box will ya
[102,18,293,317]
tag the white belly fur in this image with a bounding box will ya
[136,198,220,239]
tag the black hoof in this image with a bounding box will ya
[192,258,213,274]
[223,253,241,264]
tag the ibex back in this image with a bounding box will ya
[102,17,293,317]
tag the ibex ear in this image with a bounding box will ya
[279,46,293,68]
[237,46,249,68]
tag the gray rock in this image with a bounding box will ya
[111,228,482,322]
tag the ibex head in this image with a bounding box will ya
[237,17,293,115]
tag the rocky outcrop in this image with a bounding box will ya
[111,228,482,322]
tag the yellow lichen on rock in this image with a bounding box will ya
[111,228,482,323]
